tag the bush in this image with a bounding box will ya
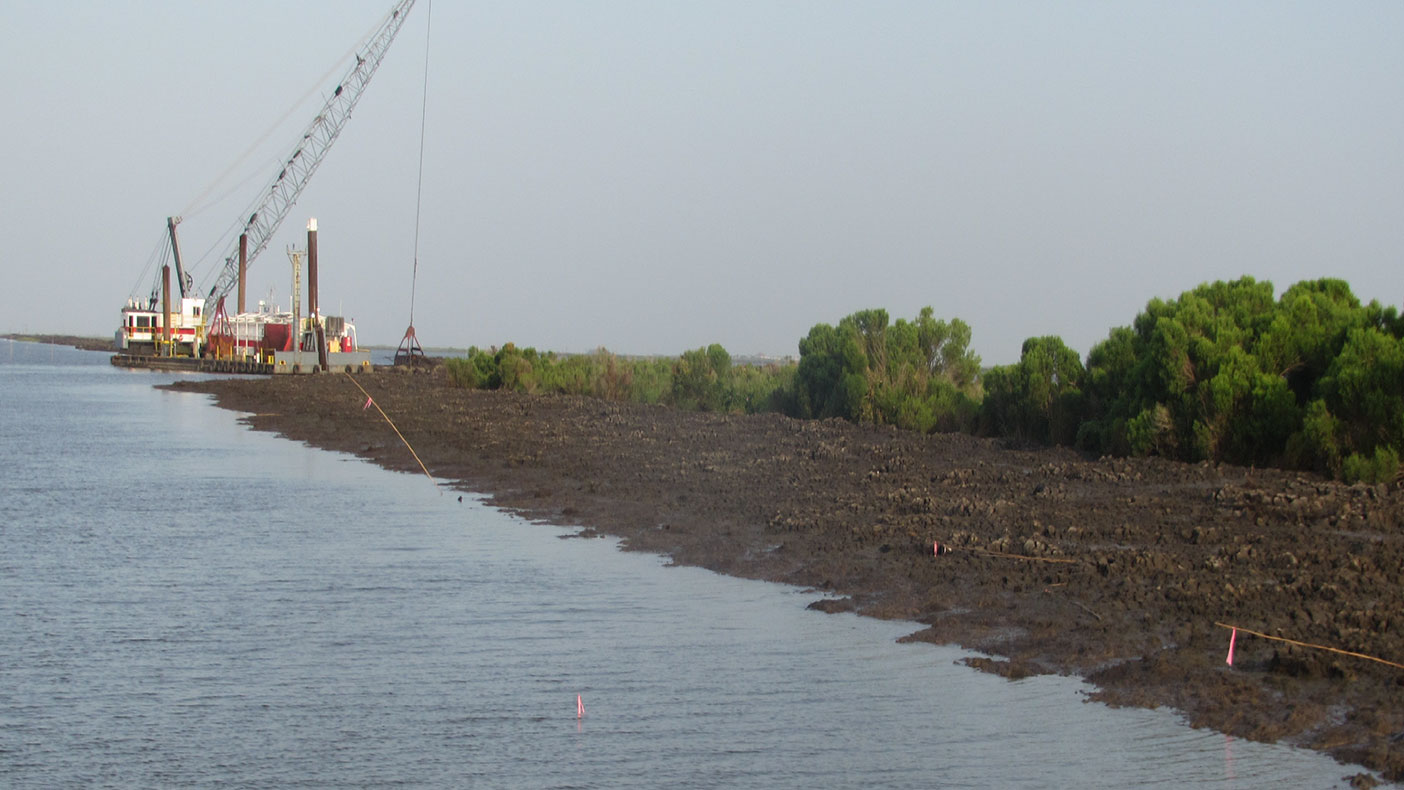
[1341,446,1400,485]
[444,356,482,388]
[793,307,982,431]
[671,344,730,412]
[1074,277,1404,480]
[978,336,1083,444]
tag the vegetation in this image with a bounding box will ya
[1068,277,1404,482]
[793,307,981,432]
[442,278,1402,483]
[442,343,791,414]
[979,335,1084,445]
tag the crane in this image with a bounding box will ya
[193,0,418,320]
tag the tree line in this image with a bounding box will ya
[443,344,795,415]
[443,277,1403,483]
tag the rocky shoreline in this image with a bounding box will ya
[167,368,1403,783]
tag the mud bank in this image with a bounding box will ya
[3,334,112,352]
[168,370,1403,783]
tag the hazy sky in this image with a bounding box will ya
[3,1,1401,363]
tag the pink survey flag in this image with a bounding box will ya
[1226,627,1237,666]
[577,694,585,718]
[363,395,373,410]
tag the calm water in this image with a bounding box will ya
[0,340,1386,788]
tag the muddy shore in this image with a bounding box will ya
[3,334,113,352]
[168,368,1403,782]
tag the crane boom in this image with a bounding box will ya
[202,0,417,318]
[167,216,189,298]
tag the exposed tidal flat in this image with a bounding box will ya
[163,363,1404,785]
[0,339,1396,787]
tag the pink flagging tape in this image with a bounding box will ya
[1226,627,1237,666]
[577,694,585,719]
[1213,622,1404,671]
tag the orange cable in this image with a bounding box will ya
[965,546,1079,564]
[344,372,439,493]
[1214,621,1404,671]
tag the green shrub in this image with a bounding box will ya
[1341,446,1400,484]
[442,277,1403,484]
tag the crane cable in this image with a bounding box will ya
[128,230,170,302]
[180,11,389,221]
[408,0,433,329]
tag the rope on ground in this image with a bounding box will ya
[343,371,439,494]
[964,546,1079,564]
[1069,599,1103,622]
[1214,621,1404,671]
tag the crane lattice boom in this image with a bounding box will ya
[202,0,417,318]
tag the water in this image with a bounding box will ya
[0,340,1387,788]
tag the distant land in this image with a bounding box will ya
[2,334,112,352]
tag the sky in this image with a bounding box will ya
[2,1,1401,364]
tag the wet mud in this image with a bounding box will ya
[169,369,1404,782]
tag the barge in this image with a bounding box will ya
[112,0,416,376]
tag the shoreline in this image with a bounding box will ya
[3,333,113,352]
[167,369,1402,783]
